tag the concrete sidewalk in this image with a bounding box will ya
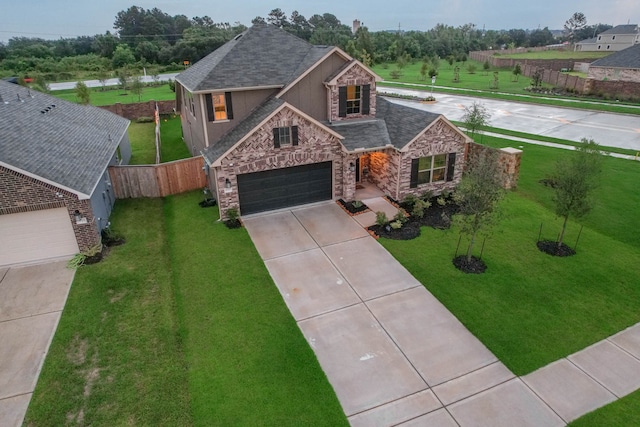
[244,200,640,426]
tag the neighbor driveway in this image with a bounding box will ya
[243,201,563,426]
[0,261,75,427]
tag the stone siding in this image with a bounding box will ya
[467,142,523,190]
[0,166,100,252]
[329,64,377,122]
[215,106,345,217]
[397,119,468,200]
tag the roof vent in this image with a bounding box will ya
[234,34,243,41]
[17,93,23,102]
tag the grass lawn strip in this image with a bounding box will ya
[24,199,193,426]
[164,191,348,426]
[51,84,175,106]
[128,115,191,165]
[569,389,640,426]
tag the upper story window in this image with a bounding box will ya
[346,85,361,114]
[338,84,370,117]
[205,92,234,122]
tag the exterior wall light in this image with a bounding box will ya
[349,162,356,172]
[225,178,231,189]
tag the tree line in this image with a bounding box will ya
[0,6,612,81]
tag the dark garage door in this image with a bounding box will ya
[237,162,332,215]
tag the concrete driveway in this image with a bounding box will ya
[244,201,563,426]
[0,261,75,427]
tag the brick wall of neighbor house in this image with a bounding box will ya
[396,120,468,200]
[100,100,175,120]
[0,166,101,251]
[329,65,377,122]
[466,142,523,190]
[215,107,345,217]
[588,67,640,83]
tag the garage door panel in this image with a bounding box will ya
[0,208,79,267]
[238,162,332,215]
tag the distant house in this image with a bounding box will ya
[175,23,471,218]
[0,80,131,267]
[587,43,640,82]
[576,24,639,52]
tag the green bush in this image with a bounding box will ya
[394,208,409,224]
[375,211,389,226]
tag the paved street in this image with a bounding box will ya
[380,87,640,151]
[48,73,179,91]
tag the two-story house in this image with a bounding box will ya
[175,23,471,217]
[576,24,640,52]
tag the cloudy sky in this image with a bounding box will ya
[1,0,638,41]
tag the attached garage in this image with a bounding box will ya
[0,208,79,267]
[237,162,333,215]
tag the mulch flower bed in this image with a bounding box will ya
[367,196,459,240]
[452,255,487,274]
[224,219,242,229]
[536,240,576,257]
[337,199,370,216]
[369,221,421,240]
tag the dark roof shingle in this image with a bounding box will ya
[328,119,391,151]
[177,23,333,92]
[375,97,441,149]
[0,81,129,196]
[590,43,640,69]
[600,25,639,35]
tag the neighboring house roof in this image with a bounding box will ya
[0,81,129,198]
[576,37,597,45]
[590,43,640,69]
[176,23,334,93]
[328,119,392,151]
[375,97,441,149]
[600,24,639,35]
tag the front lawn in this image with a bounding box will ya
[25,193,347,426]
[380,139,640,375]
[165,192,347,425]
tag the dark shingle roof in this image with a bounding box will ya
[600,25,639,35]
[375,97,441,149]
[328,120,391,151]
[176,23,333,92]
[203,96,446,164]
[577,37,597,44]
[203,97,284,164]
[590,43,640,69]
[0,81,129,196]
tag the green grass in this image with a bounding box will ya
[373,59,538,93]
[51,84,175,106]
[374,60,640,116]
[26,193,347,425]
[160,115,192,162]
[127,116,191,165]
[165,192,347,426]
[25,199,193,426]
[500,50,610,59]
[570,389,640,426]
[380,137,640,376]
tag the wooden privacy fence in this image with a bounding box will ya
[109,156,207,198]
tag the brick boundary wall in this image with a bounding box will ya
[466,142,522,190]
[99,99,176,120]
